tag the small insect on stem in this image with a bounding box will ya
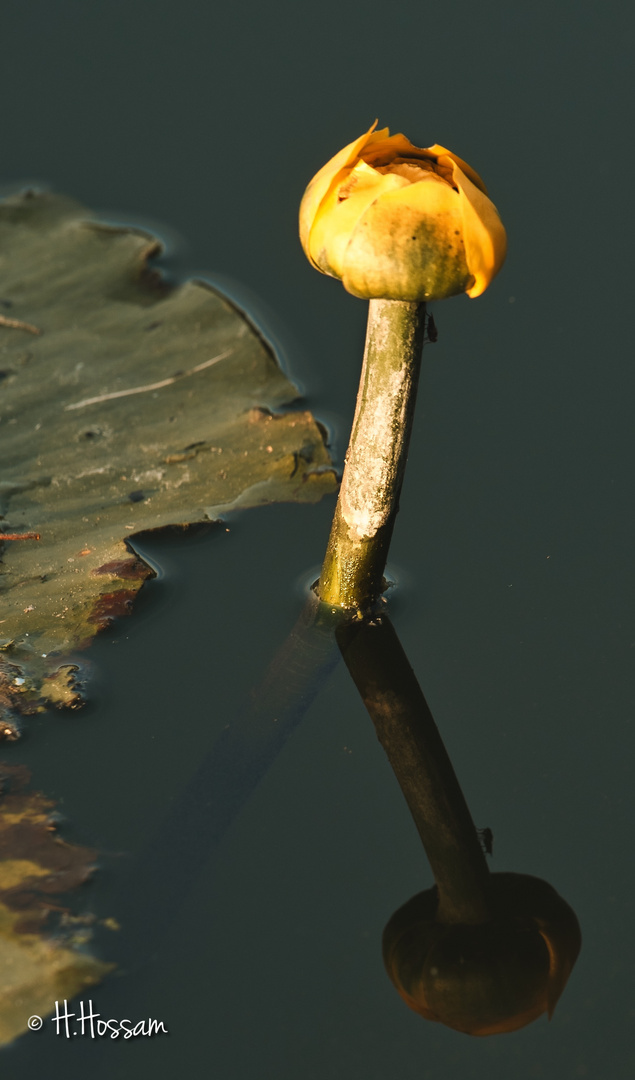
[424,311,438,344]
[0,532,41,541]
[477,827,494,857]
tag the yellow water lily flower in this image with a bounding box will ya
[299,122,507,301]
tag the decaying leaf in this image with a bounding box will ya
[0,763,113,1045]
[0,191,337,729]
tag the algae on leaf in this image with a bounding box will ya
[0,192,336,730]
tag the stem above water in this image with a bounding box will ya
[318,298,426,610]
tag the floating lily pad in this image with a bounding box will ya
[0,191,336,730]
[0,763,114,1046]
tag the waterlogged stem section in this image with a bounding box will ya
[318,299,426,609]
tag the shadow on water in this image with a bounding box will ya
[107,589,342,963]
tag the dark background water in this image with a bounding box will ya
[2,0,635,1075]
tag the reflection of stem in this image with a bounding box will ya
[318,299,426,610]
[337,614,491,925]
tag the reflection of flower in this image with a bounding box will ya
[299,122,506,302]
[383,873,582,1036]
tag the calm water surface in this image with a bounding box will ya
[2,0,635,1075]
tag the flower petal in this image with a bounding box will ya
[341,176,471,301]
[426,145,490,196]
[360,132,435,168]
[299,122,385,261]
[308,163,409,278]
[447,160,507,297]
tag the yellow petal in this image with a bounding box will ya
[341,175,471,301]
[299,122,386,260]
[360,132,434,168]
[448,160,507,297]
[426,144,489,196]
[308,163,409,278]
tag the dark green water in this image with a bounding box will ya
[2,0,635,1075]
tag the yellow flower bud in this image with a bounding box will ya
[299,122,507,302]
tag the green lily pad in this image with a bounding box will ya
[0,763,114,1046]
[0,191,336,731]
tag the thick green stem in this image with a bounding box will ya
[318,298,426,610]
